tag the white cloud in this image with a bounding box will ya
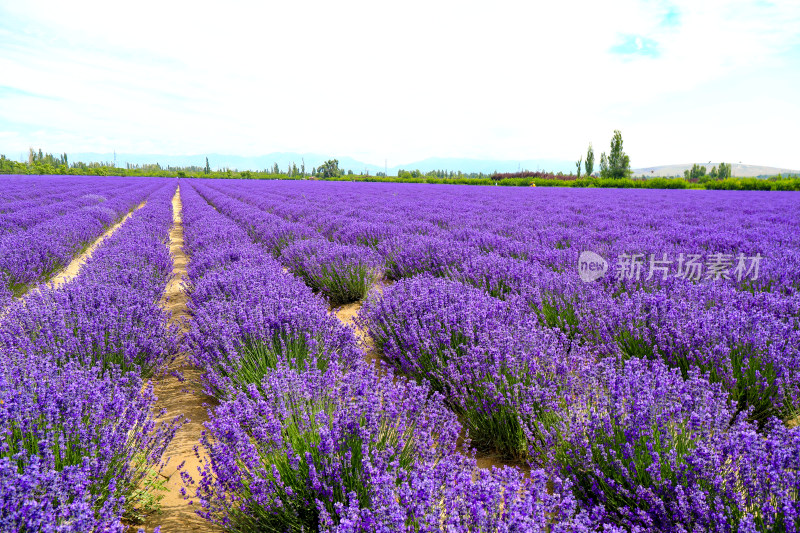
[0,0,798,168]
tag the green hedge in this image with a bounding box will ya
[703,177,800,191]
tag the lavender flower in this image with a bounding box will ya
[282,240,382,305]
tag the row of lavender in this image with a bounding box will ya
[0,175,119,217]
[1,177,112,231]
[204,181,800,422]
[0,180,180,531]
[194,180,800,531]
[360,276,800,530]
[0,176,165,303]
[180,181,605,531]
[205,181,800,293]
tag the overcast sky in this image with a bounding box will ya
[1,0,799,169]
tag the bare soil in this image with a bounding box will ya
[141,187,220,532]
[334,300,385,369]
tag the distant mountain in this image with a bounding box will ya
[633,163,800,178]
[62,152,576,175]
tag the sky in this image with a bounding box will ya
[1,0,799,169]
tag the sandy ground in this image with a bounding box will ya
[331,280,526,474]
[334,300,385,369]
[142,187,220,532]
[37,201,147,293]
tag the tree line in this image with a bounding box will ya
[0,150,356,179]
[684,162,732,182]
[576,130,631,180]
[3,148,797,191]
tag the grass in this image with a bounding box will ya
[122,452,170,524]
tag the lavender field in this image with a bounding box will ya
[1,175,799,532]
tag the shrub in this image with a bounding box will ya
[378,235,477,280]
[282,241,381,305]
[601,284,800,426]
[190,362,460,531]
[0,284,177,378]
[186,258,362,397]
[0,355,179,530]
[359,276,591,460]
[550,356,800,531]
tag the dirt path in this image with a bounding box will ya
[335,300,385,369]
[49,201,147,289]
[331,280,525,474]
[142,187,219,532]
[332,279,396,372]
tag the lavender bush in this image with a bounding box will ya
[593,282,800,426]
[192,182,316,256]
[186,265,362,395]
[281,240,382,305]
[0,177,162,297]
[181,184,362,397]
[550,356,800,531]
[359,275,592,460]
[318,458,611,532]
[191,362,459,530]
[190,361,610,532]
[379,235,476,281]
[0,354,179,529]
[0,183,179,378]
[0,179,180,529]
[148,179,799,531]
[0,271,10,309]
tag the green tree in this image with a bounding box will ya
[601,130,631,179]
[718,162,732,180]
[599,152,608,176]
[204,157,211,174]
[575,157,582,178]
[684,164,708,181]
[585,143,595,176]
[315,159,341,178]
